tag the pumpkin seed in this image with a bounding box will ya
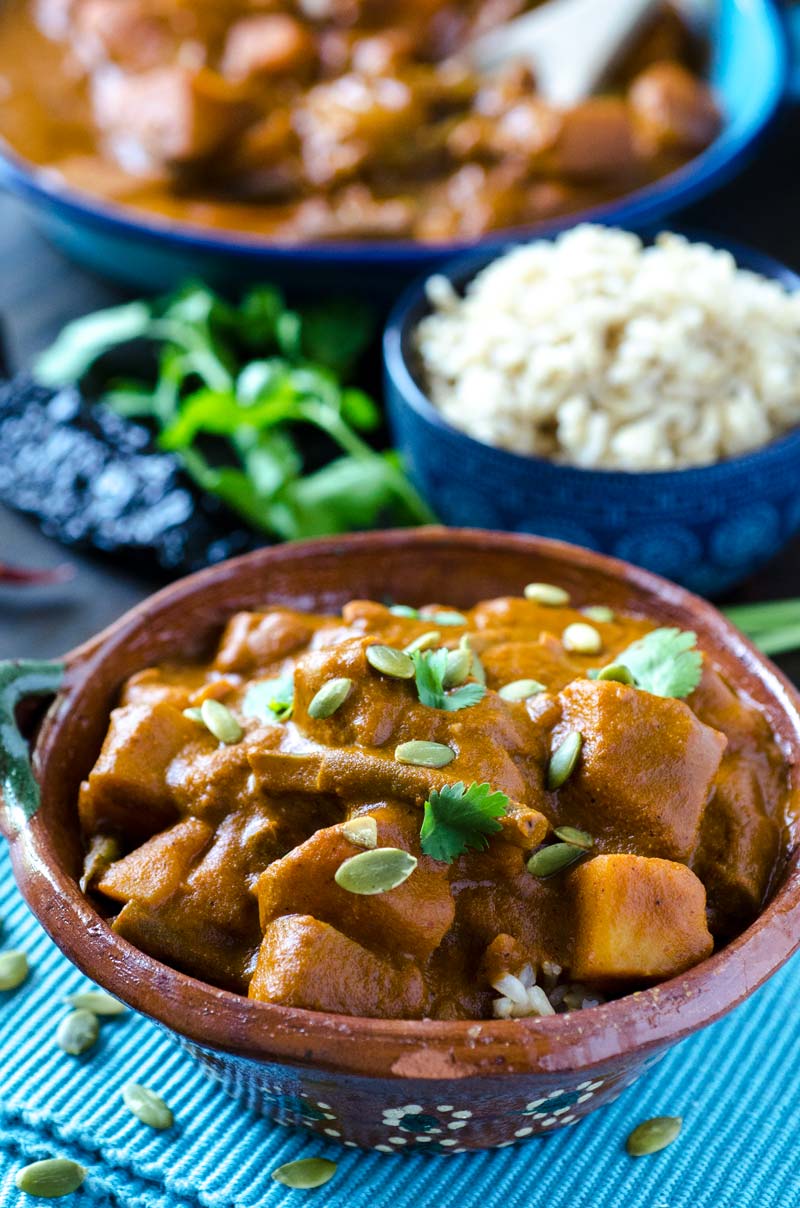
[582,605,615,623]
[429,610,467,627]
[395,740,455,768]
[335,847,417,895]
[200,699,243,744]
[498,679,546,702]
[547,731,583,790]
[562,622,603,655]
[122,1083,174,1130]
[527,843,583,878]
[182,706,204,724]
[64,989,126,1017]
[341,816,378,849]
[0,950,29,990]
[443,648,472,688]
[403,630,441,654]
[389,604,419,618]
[308,677,354,719]
[366,645,415,679]
[626,1116,683,1157]
[524,583,570,606]
[79,835,121,894]
[271,1158,337,1190]
[56,1009,99,1056]
[460,635,487,684]
[15,1159,87,1198]
[594,663,635,685]
[554,826,594,851]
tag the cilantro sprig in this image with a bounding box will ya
[420,782,509,862]
[592,627,702,699]
[411,648,486,712]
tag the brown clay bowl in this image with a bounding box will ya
[1,527,799,1154]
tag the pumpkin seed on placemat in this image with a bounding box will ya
[65,989,126,1016]
[271,1158,337,1189]
[626,1116,683,1157]
[122,1082,174,1129]
[56,1009,99,1056]
[15,1159,87,1198]
[0,950,29,990]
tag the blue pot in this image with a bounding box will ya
[383,233,800,597]
[0,0,791,292]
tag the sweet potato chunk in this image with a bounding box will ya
[256,816,454,962]
[696,757,781,932]
[97,817,212,906]
[214,609,313,674]
[556,679,726,860]
[568,854,713,983]
[481,635,581,694]
[78,701,197,840]
[165,739,256,819]
[113,896,255,992]
[249,914,425,1017]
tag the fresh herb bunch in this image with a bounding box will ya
[36,283,436,541]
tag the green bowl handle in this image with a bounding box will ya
[0,660,65,836]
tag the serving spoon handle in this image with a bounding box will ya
[469,0,663,106]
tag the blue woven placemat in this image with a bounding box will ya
[1,836,798,1208]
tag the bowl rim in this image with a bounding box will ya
[383,228,800,485]
[0,0,788,264]
[4,527,800,1081]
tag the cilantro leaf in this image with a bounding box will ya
[445,682,487,710]
[242,674,294,723]
[411,649,486,712]
[420,782,509,862]
[614,628,702,698]
[35,301,154,385]
[412,647,449,707]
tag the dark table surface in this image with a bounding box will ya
[2,107,800,680]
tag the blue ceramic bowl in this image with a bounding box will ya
[383,233,800,597]
[0,0,790,292]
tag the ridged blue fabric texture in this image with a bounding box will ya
[0,837,798,1208]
